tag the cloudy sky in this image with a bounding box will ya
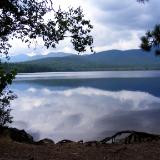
[9,0,160,56]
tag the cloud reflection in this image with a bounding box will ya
[11,87,160,142]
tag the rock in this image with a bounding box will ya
[37,138,55,145]
[0,126,34,143]
[57,139,74,145]
[77,140,83,144]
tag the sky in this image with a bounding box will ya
[9,0,160,56]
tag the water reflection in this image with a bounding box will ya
[12,77,160,97]
[11,86,160,142]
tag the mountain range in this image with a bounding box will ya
[4,49,160,72]
[7,52,72,62]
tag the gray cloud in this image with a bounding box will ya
[88,0,160,51]
[90,0,159,30]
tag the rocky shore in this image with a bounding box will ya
[0,127,160,160]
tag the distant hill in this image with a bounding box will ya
[85,49,160,66]
[4,49,160,72]
[7,52,72,62]
[8,54,30,62]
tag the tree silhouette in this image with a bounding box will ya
[141,25,160,55]
[0,0,93,55]
[138,0,160,54]
[0,65,16,126]
[0,0,93,126]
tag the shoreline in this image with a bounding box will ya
[14,70,160,81]
[1,126,160,145]
[1,127,160,160]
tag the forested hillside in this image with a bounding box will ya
[5,49,160,72]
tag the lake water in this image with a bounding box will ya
[10,71,160,142]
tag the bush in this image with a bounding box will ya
[0,90,17,126]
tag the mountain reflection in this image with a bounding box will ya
[11,87,160,142]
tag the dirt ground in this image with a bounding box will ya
[0,139,160,160]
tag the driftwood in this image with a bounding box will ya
[124,131,160,144]
[101,130,160,144]
[55,131,160,145]
[101,130,134,144]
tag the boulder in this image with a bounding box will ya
[57,139,74,145]
[77,140,83,144]
[37,138,55,145]
[0,126,34,143]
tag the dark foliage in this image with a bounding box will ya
[0,89,16,126]
[0,67,16,126]
[141,25,160,55]
[0,0,93,55]
[138,0,160,55]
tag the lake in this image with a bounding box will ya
[10,71,160,142]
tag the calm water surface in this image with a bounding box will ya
[10,71,160,142]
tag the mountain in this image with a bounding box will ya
[8,52,72,62]
[29,52,72,61]
[85,49,160,66]
[7,54,30,62]
[5,49,160,72]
